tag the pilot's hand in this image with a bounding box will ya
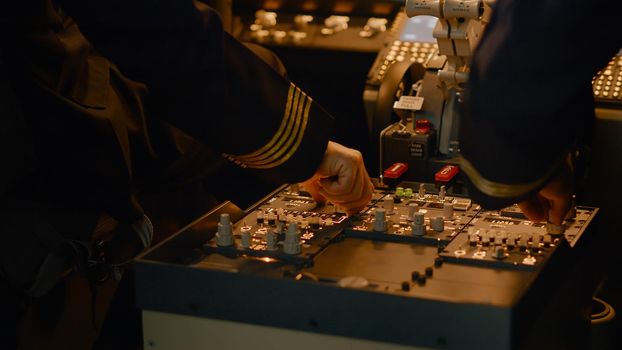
[300,141,374,216]
[518,164,573,225]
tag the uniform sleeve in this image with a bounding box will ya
[59,0,334,184]
[460,0,622,208]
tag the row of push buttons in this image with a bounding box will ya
[593,56,622,100]
[376,40,438,82]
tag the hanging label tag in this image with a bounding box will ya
[393,96,424,111]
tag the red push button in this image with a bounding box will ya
[435,165,460,183]
[384,162,408,180]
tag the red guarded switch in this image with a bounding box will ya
[415,119,431,134]
[435,165,460,183]
[384,162,409,180]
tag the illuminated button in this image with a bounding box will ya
[419,52,427,58]
[615,87,621,92]
[411,47,419,53]
[393,40,402,46]
[416,58,425,63]
[595,86,602,91]
[420,48,430,53]
[386,55,395,61]
[422,43,431,48]
[606,81,612,86]
[608,76,614,81]
[616,81,622,86]
[384,162,408,181]
[595,91,601,96]
[403,42,412,47]
[604,92,610,96]
[253,29,270,42]
[413,42,421,47]
[400,46,409,52]
[272,30,287,43]
[410,57,416,62]
[396,55,405,62]
[435,165,460,183]
[614,92,620,97]
[391,45,400,51]
[523,255,536,265]
[604,69,613,76]
[255,10,277,27]
[605,86,611,91]
[395,187,405,197]
[389,50,397,56]
[404,188,413,198]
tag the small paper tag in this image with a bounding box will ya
[393,96,424,111]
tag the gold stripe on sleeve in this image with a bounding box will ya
[223,83,296,161]
[248,95,312,169]
[237,86,303,163]
[222,84,313,170]
[243,91,308,166]
[457,155,563,198]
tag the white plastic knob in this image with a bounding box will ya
[374,208,387,232]
[383,196,394,212]
[240,227,252,248]
[412,224,426,236]
[408,203,419,218]
[216,213,234,247]
[266,231,278,251]
[283,223,301,255]
[443,202,454,219]
[418,183,426,198]
[431,216,444,232]
[413,212,425,226]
